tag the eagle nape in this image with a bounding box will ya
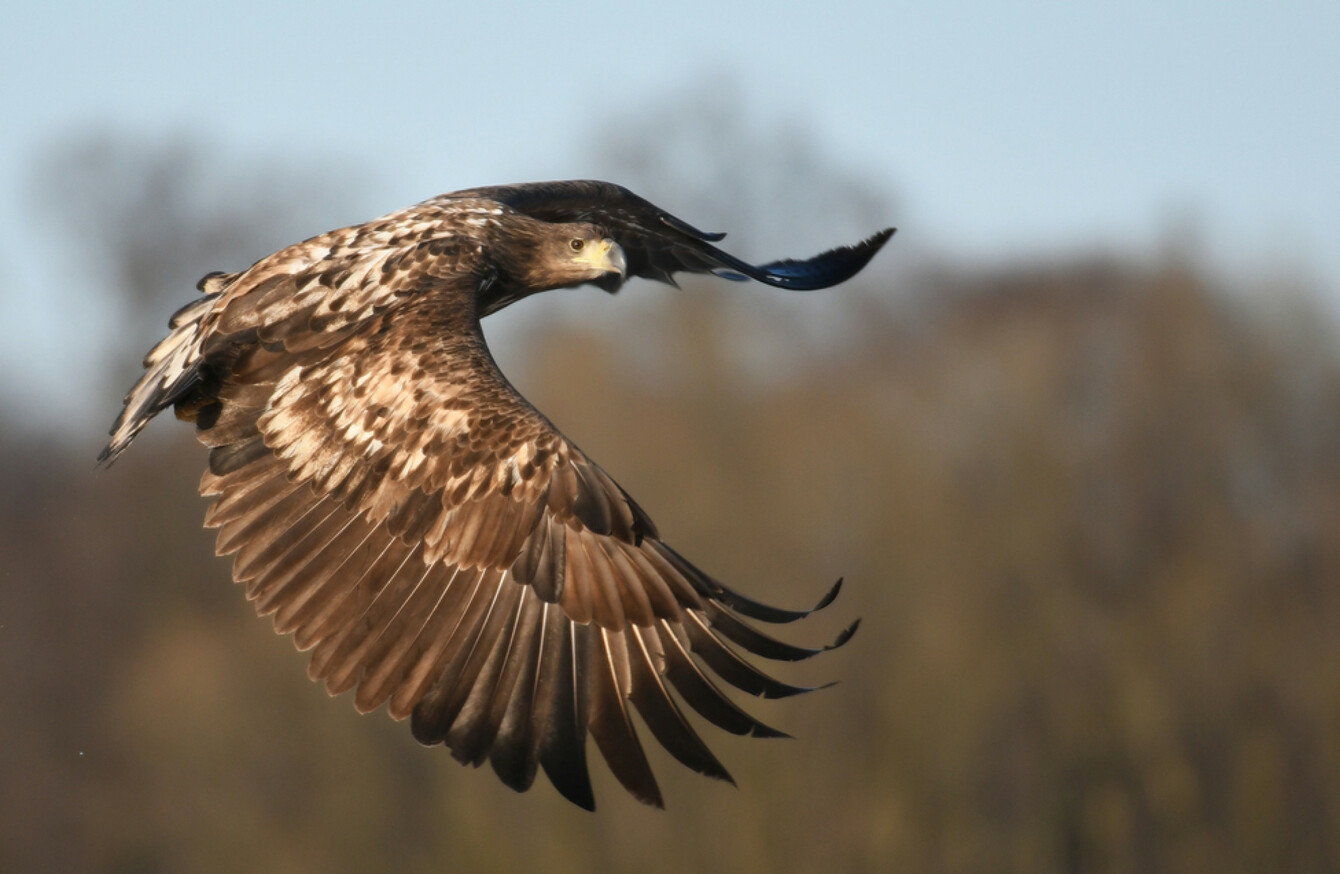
[100,179,890,810]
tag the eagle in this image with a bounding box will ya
[101,180,894,810]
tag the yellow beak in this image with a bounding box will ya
[595,238,626,277]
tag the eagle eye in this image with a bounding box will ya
[569,238,585,252]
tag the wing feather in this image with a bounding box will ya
[411,572,520,745]
[626,625,733,783]
[487,591,547,790]
[485,589,546,788]
[219,479,318,564]
[387,566,490,719]
[575,532,626,631]
[449,585,544,767]
[599,539,657,627]
[533,611,594,809]
[655,620,788,738]
[301,535,417,681]
[586,626,662,808]
[243,501,348,601]
[233,498,340,590]
[288,523,397,651]
[259,511,372,620]
[441,580,527,761]
[314,541,425,697]
[703,601,859,662]
[352,562,461,714]
[682,611,825,699]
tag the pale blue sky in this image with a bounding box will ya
[3,1,1337,427]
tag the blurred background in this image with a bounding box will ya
[3,2,1339,872]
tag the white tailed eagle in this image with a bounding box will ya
[101,180,894,809]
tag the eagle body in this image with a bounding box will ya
[103,180,893,809]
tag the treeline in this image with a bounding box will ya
[4,252,1338,873]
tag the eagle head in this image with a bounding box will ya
[543,224,625,290]
[557,229,624,286]
[481,219,628,314]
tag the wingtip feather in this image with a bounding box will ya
[813,577,843,611]
[828,618,860,650]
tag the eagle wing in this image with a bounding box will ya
[447,179,895,295]
[113,226,854,810]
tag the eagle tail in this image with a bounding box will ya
[98,291,220,466]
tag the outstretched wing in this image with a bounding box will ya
[449,179,895,293]
[143,259,852,811]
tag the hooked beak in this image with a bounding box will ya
[583,238,625,292]
[598,238,626,278]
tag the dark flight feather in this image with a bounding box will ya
[100,179,891,809]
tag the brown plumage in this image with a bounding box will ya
[101,179,893,810]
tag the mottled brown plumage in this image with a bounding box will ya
[102,180,892,810]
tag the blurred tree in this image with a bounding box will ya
[3,132,369,873]
[591,75,890,254]
[28,129,365,427]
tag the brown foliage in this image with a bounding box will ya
[6,252,1339,872]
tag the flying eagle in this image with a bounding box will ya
[101,180,893,810]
